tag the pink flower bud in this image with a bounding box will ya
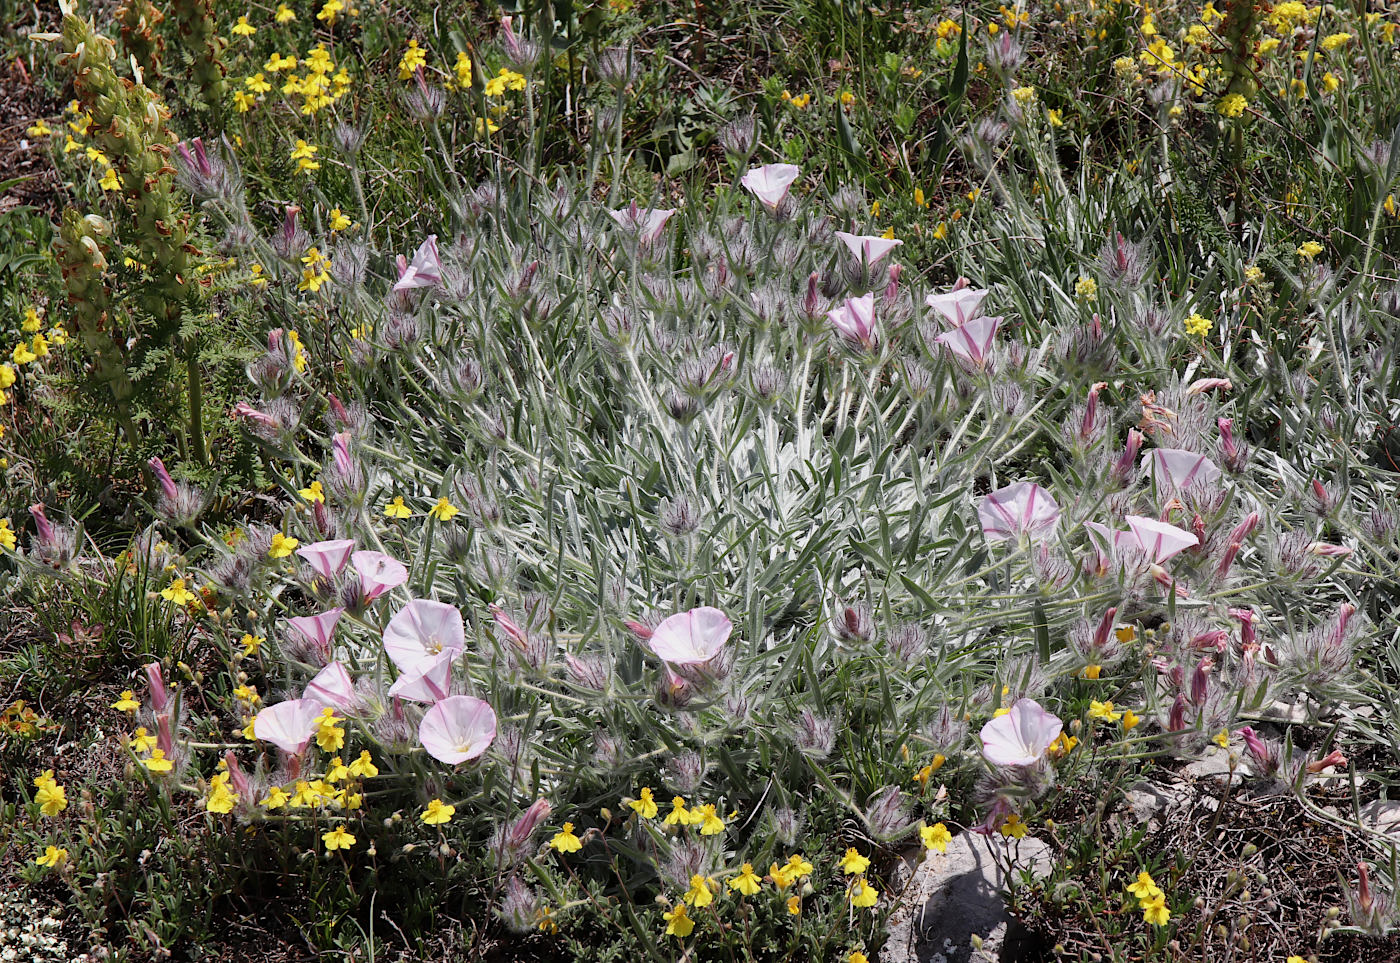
[1092,606,1117,651]
[506,798,553,851]
[1306,749,1347,773]
[144,662,169,712]
[28,503,57,545]
[1167,693,1188,732]
[1186,378,1232,395]
[622,620,653,640]
[1111,429,1145,483]
[1190,657,1211,705]
[223,751,251,799]
[147,457,179,502]
[1238,725,1267,761]
[1081,382,1107,441]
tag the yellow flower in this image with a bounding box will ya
[1081,664,1102,679]
[1127,871,1163,901]
[913,187,926,208]
[453,51,473,88]
[233,91,257,113]
[1074,275,1098,301]
[769,862,796,889]
[34,777,68,816]
[328,208,352,231]
[1047,108,1063,127]
[839,847,871,875]
[316,708,345,752]
[628,786,659,819]
[1216,93,1248,118]
[245,73,272,94]
[1287,957,1307,963]
[429,497,459,521]
[683,874,715,907]
[1089,700,1122,723]
[1212,729,1231,749]
[128,727,158,753]
[1012,86,1037,106]
[268,532,299,558]
[921,822,952,853]
[143,749,175,773]
[317,0,343,23]
[662,903,694,937]
[786,895,802,915]
[850,878,879,908]
[398,39,427,80]
[324,757,350,782]
[299,480,325,503]
[112,690,140,712]
[95,167,120,191]
[850,954,870,963]
[550,822,583,852]
[35,845,68,867]
[290,781,318,807]
[322,826,356,851]
[839,90,855,105]
[232,14,256,36]
[275,3,295,22]
[240,633,265,657]
[1320,32,1352,51]
[1141,895,1170,926]
[261,785,290,809]
[1296,241,1323,259]
[1122,709,1141,731]
[664,795,691,826]
[421,798,456,825]
[1049,732,1079,756]
[695,803,725,835]
[206,783,237,814]
[233,684,260,704]
[161,578,197,606]
[0,520,11,552]
[348,750,379,778]
[265,52,297,72]
[932,222,948,241]
[383,496,412,519]
[484,67,528,97]
[1000,814,1029,838]
[1385,195,1397,218]
[27,119,52,137]
[1184,313,1212,338]
[1114,624,1137,644]
[728,863,762,896]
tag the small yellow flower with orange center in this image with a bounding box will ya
[268,532,299,558]
[1089,700,1122,723]
[429,497,459,521]
[143,749,175,773]
[849,877,879,908]
[322,825,355,851]
[1000,814,1028,838]
[628,787,658,819]
[695,803,725,835]
[550,822,583,853]
[921,822,952,853]
[839,848,871,875]
[683,874,716,907]
[728,863,762,896]
[663,903,694,937]
[421,798,455,825]
[161,578,196,606]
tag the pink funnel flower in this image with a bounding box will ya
[1124,515,1200,563]
[834,231,903,267]
[393,235,443,291]
[350,550,408,601]
[287,608,344,660]
[647,606,732,666]
[935,315,1001,366]
[740,164,800,209]
[1143,448,1222,490]
[490,605,530,650]
[388,650,454,703]
[925,285,989,326]
[609,204,676,245]
[827,293,878,348]
[253,698,322,755]
[144,662,170,712]
[980,698,1063,767]
[28,504,54,542]
[419,695,498,764]
[296,539,357,580]
[304,661,356,710]
[977,482,1061,544]
[382,599,465,672]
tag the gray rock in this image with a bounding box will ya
[1361,800,1400,836]
[884,832,1052,963]
[1180,746,1252,785]
[1123,779,1192,828]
